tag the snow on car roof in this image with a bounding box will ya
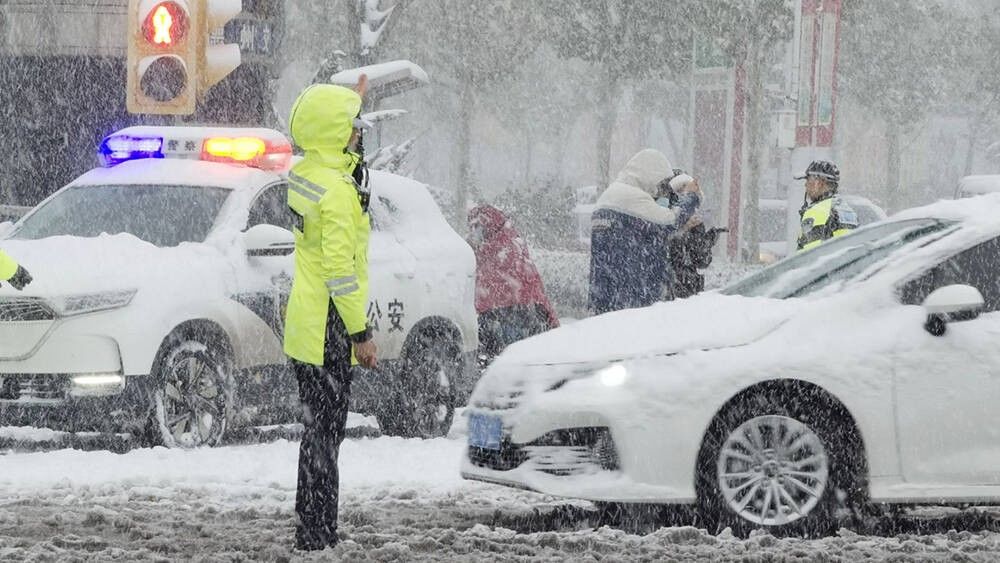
[957,174,1000,195]
[369,169,452,234]
[895,191,1000,224]
[70,159,281,191]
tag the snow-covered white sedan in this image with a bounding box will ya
[0,126,478,446]
[463,194,1000,534]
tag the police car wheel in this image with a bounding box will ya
[379,331,459,438]
[149,339,234,448]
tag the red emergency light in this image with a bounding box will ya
[142,2,190,47]
[201,137,293,171]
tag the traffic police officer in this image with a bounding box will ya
[283,77,377,551]
[795,160,858,251]
[0,250,32,290]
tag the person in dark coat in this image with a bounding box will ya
[667,219,727,299]
[657,174,726,300]
[589,149,700,315]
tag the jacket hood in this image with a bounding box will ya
[289,84,362,169]
[492,293,802,366]
[614,149,673,197]
[468,205,510,238]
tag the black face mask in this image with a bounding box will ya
[657,178,679,206]
[351,129,370,212]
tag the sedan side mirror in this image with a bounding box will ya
[922,284,985,336]
[244,224,295,257]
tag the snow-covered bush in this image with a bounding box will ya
[531,248,590,320]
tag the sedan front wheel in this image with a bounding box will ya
[697,394,852,537]
[717,415,829,527]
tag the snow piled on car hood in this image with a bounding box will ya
[0,233,239,300]
[494,292,803,366]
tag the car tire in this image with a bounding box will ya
[146,336,235,448]
[696,393,855,537]
[377,328,460,438]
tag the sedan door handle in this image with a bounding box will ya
[394,272,415,280]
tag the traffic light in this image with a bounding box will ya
[200,0,242,94]
[127,0,243,116]
[127,0,198,114]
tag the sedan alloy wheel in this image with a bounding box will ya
[717,415,829,526]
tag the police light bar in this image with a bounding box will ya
[99,126,293,171]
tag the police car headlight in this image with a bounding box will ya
[71,374,123,386]
[596,364,629,387]
[70,373,125,397]
[50,289,137,316]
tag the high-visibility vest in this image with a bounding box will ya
[797,195,859,251]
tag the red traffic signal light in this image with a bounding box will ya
[127,0,244,115]
[128,0,197,114]
[141,2,190,46]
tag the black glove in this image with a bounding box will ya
[7,265,32,291]
[706,227,729,244]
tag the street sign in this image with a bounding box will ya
[796,0,842,147]
[224,17,274,57]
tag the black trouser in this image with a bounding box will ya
[293,304,352,550]
[478,304,549,359]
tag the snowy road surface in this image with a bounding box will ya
[2,432,1000,561]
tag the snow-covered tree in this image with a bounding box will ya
[386,0,544,222]
[840,0,953,209]
[938,6,1000,175]
[479,47,603,190]
[541,0,695,189]
[350,0,415,67]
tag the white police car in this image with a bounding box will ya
[0,126,478,446]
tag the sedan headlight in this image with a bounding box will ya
[50,289,137,316]
[596,363,629,387]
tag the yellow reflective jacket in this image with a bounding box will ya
[797,194,859,251]
[0,250,18,281]
[283,84,371,366]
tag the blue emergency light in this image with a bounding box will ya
[99,135,164,167]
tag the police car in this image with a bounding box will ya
[0,126,478,446]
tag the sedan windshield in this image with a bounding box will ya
[722,218,956,299]
[11,185,231,247]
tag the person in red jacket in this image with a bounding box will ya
[468,205,559,361]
